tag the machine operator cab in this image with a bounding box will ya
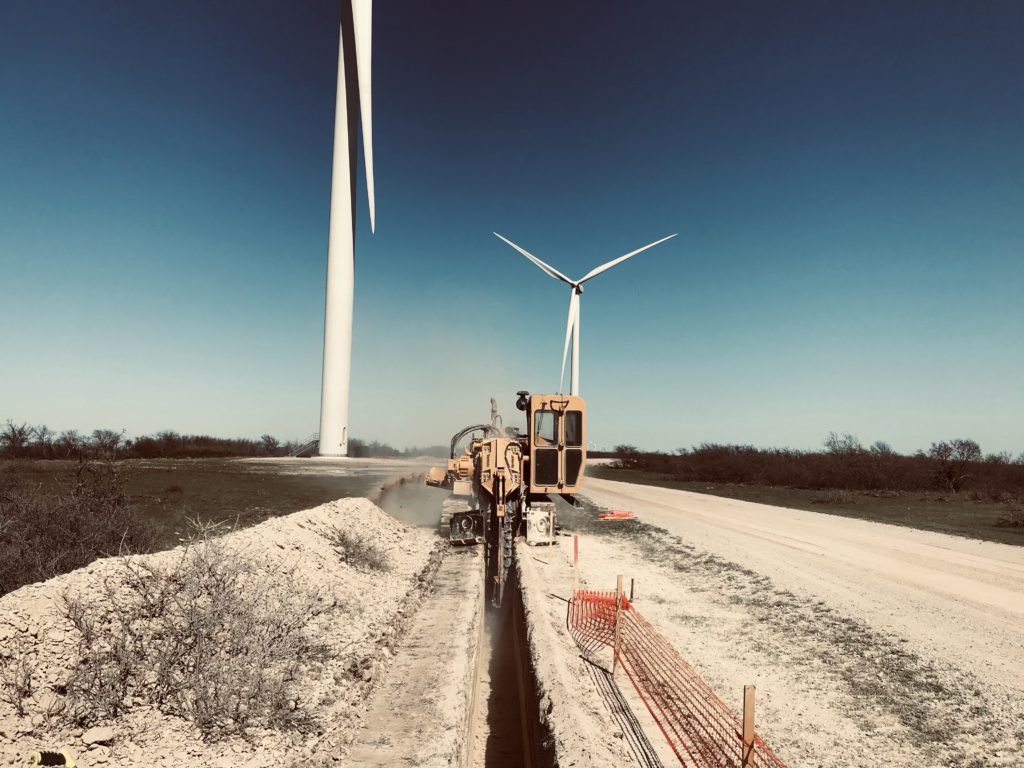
[516,391,586,495]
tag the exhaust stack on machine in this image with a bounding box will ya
[319,0,375,457]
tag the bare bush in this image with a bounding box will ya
[825,432,863,455]
[326,527,389,572]
[604,436,1024,501]
[929,439,982,493]
[0,421,33,459]
[56,429,86,458]
[90,429,125,459]
[62,520,322,737]
[0,656,35,716]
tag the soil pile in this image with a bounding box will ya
[0,498,438,767]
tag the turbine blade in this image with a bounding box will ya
[351,0,375,233]
[577,233,678,284]
[494,233,574,286]
[559,291,576,392]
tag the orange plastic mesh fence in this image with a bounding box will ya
[567,589,787,768]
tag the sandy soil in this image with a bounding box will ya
[542,477,1024,767]
[6,469,1018,767]
[516,544,640,768]
[346,548,483,768]
[0,498,438,767]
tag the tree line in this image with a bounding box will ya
[0,421,446,461]
[607,432,1024,500]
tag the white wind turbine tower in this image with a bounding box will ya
[495,232,677,395]
[319,0,375,457]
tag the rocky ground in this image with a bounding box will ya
[6,471,1017,768]
[0,498,439,767]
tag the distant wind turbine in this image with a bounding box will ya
[319,0,375,457]
[494,232,677,396]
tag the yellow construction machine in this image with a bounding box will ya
[426,391,586,604]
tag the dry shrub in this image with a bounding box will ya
[995,508,1024,528]
[62,520,322,737]
[612,442,1024,498]
[0,656,35,716]
[326,527,389,572]
[0,460,155,595]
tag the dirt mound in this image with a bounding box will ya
[0,498,438,767]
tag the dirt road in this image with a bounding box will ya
[559,477,1024,767]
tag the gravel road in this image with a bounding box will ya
[562,477,1024,767]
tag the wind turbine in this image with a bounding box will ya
[319,0,375,457]
[494,232,677,395]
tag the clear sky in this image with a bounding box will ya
[1,1,1022,455]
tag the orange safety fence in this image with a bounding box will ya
[567,589,787,768]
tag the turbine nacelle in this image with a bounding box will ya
[494,231,677,396]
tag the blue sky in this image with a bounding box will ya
[1,1,1022,454]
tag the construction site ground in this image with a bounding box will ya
[0,495,445,767]
[2,463,1022,767]
[538,476,1024,767]
[346,548,483,768]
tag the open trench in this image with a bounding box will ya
[375,479,555,767]
[469,569,556,768]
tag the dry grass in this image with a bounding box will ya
[0,460,156,595]
[0,458,405,573]
[0,458,413,597]
[995,508,1024,528]
[589,466,1024,546]
[61,519,323,738]
[325,526,390,572]
[811,489,857,505]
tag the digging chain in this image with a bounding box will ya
[440,495,517,607]
[501,509,513,590]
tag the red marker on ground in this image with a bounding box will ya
[597,510,637,521]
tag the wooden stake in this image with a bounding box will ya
[742,685,755,767]
[612,574,624,674]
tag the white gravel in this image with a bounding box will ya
[0,498,437,767]
[559,477,1024,767]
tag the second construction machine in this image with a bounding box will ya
[426,391,586,605]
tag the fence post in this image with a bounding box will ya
[573,535,579,594]
[742,685,755,767]
[612,574,624,674]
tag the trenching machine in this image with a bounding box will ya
[425,391,586,605]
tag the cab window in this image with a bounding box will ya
[565,448,583,485]
[564,411,582,447]
[534,449,559,486]
[534,410,557,444]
